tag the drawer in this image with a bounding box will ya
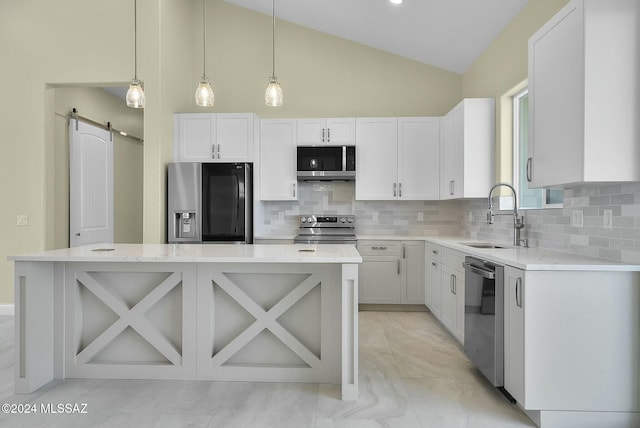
[442,248,466,270]
[357,240,402,256]
[426,243,442,261]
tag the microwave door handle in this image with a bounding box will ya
[342,146,347,172]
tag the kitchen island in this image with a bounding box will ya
[8,244,361,400]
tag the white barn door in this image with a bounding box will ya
[69,119,114,247]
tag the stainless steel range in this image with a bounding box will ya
[293,215,357,245]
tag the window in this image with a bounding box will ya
[513,89,563,210]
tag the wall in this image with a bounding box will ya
[0,0,194,304]
[53,87,144,247]
[259,182,464,238]
[192,1,462,118]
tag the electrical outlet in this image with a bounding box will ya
[603,209,613,229]
[17,214,29,226]
[571,210,583,228]
[278,212,284,221]
[417,212,424,221]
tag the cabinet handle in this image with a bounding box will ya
[211,144,215,159]
[371,246,388,250]
[393,182,397,197]
[450,274,454,294]
[453,274,456,295]
[432,249,438,255]
[327,128,331,142]
[432,261,437,267]
[516,277,522,308]
[217,144,221,159]
[399,182,402,198]
[402,244,406,259]
[526,158,532,183]
[322,128,325,143]
[292,182,296,198]
[397,259,401,275]
[449,179,454,196]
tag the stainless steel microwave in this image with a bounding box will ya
[296,145,356,181]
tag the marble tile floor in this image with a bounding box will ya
[0,312,535,427]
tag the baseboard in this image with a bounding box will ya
[359,304,427,312]
[0,304,15,316]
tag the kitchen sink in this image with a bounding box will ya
[459,242,510,249]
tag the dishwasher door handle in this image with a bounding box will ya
[463,262,495,280]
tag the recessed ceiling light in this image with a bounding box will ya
[389,0,404,4]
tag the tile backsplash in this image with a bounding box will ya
[258,182,463,237]
[461,182,640,264]
[258,181,640,264]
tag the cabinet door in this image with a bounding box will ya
[355,118,398,200]
[326,118,356,145]
[453,268,465,343]
[439,113,455,199]
[398,117,440,200]
[402,242,425,304]
[426,244,442,317]
[174,114,216,162]
[504,266,525,404]
[359,257,402,304]
[528,0,584,188]
[449,105,465,199]
[440,264,457,338]
[297,118,325,146]
[259,120,297,201]
[217,113,254,161]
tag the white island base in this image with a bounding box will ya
[9,244,361,400]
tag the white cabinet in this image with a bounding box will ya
[440,248,465,343]
[259,119,297,201]
[173,113,256,162]
[439,99,494,200]
[503,265,525,404]
[357,240,424,305]
[528,0,640,188]
[297,118,355,146]
[425,243,442,318]
[356,117,440,201]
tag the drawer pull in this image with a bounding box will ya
[371,246,388,250]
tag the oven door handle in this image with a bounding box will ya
[463,262,495,280]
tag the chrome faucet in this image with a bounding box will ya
[487,183,528,247]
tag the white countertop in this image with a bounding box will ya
[8,243,362,264]
[425,236,640,271]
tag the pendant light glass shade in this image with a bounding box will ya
[126,79,146,109]
[265,76,283,107]
[195,0,214,107]
[127,0,145,109]
[265,0,283,107]
[195,78,214,107]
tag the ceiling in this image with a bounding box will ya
[225,0,529,74]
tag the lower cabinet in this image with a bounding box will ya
[425,243,465,344]
[358,240,424,304]
[504,265,525,404]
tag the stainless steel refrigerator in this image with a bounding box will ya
[167,162,253,243]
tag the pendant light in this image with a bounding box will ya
[265,0,283,107]
[195,0,214,107]
[126,0,145,109]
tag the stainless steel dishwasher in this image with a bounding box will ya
[463,256,505,387]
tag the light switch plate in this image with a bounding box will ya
[572,210,583,228]
[603,209,613,229]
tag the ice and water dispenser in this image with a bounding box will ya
[167,163,201,243]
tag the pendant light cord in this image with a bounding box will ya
[272,0,275,77]
[203,0,207,77]
[133,0,138,80]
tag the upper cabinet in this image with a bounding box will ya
[356,117,440,201]
[528,0,640,188]
[173,113,256,162]
[297,118,355,146]
[259,119,298,201]
[439,99,495,200]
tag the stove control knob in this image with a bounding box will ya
[306,217,314,223]
[347,218,354,223]
[340,218,346,223]
[301,217,307,223]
